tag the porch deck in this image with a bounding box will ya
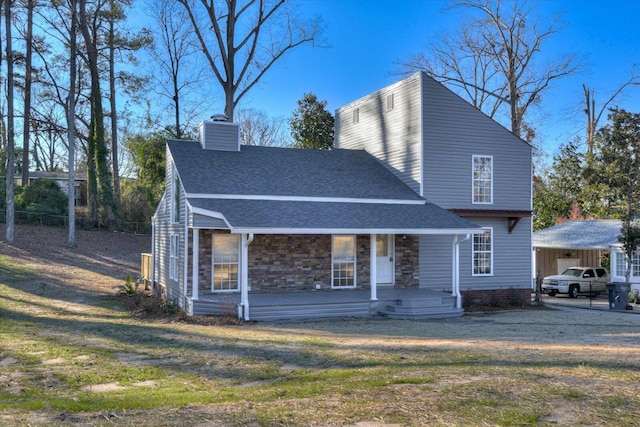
[186,288,463,321]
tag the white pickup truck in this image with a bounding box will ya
[542,267,609,298]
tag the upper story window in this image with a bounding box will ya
[332,235,356,288]
[386,93,394,111]
[169,233,179,280]
[472,155,493,204]
[171,165,180,223]
[472,228,493,276]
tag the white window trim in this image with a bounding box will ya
[386,93,394,111]
[472,227,493,277]
[472,155,493,205]
[613,248,640,281]
[169,233,179,280]
[332,235,357,289]
[212,234,241,293]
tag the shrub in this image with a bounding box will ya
[15,179,68,225]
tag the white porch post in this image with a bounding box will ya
[452,234,461,309]
[192,228,199,300]
[241,233,254,321]
[370,234,377,301]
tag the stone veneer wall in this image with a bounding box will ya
[188,231,420,294]
[394,235,419,288]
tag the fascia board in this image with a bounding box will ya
[185,193,425,205]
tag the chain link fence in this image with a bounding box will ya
[0,209,151,234]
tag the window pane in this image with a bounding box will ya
[333,236,355,261]
[214,235,239,263]
[473,156,492,203]
[376,235,388,257]
[212,235,240,291]
[332,236,356,288]
[473,229,492,276]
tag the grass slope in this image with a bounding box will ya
[1,225,640,426]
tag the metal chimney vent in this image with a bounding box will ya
[210,113,229,122]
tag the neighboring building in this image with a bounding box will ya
[533,219,640,291]
[17,171,88,206]
[151,72,533,321]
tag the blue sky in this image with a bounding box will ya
[240,0,640,157]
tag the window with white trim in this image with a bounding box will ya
[169,234,179,280]
[473,155,493,204]
[386,93,394,111]
[332,235,356,288]
[171,165,180,223]
[353,108,360,124]
[616,251,640,278]
[212,234,240,292]
[472,228,493,276]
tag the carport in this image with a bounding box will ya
[533,220,621,279]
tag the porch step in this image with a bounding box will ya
[378,296,463,320]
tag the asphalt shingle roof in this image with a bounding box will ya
[533,220,622,249]
[189,198,479,232]
[168,140,423,201]
[168,140,479,233]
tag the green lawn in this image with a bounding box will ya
[1,255,640,426]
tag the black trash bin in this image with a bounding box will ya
[606,282,630,310]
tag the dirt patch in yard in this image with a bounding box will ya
[0,223,148,297]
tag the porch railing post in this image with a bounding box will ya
[241,233,254,320]
[192,228,199,301]
[370,234,377,300]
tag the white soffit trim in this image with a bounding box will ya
[185,193,425,205]
[230,227,482,235]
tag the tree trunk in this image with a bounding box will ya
[5,0,15,243]
[68,0,77,247]
[21,0,33,188]
[108,2,120,208]
[79,0,117,231]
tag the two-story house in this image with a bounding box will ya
[150,72,533,321]
[335,72,533,307]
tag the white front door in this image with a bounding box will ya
[376,234,394,284]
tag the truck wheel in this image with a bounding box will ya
[569,284,579,298]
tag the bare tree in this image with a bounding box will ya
[79,0,117,230]
[177,0,322,121]
[67,0,77,247]
[21,0,34,187]
[236,108,288,146]
[5,0,15,243]
[583,70,640,160]
[398,0,578,138]
[105,0,151,207]
[147,0,208,138]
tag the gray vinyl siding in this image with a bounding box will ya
[421,74,531,210]
[153,148,187,309]
[419,217,532,291]
[335,73,423,194]
[198,120,240,151]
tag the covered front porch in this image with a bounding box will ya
[186,287,462,321]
